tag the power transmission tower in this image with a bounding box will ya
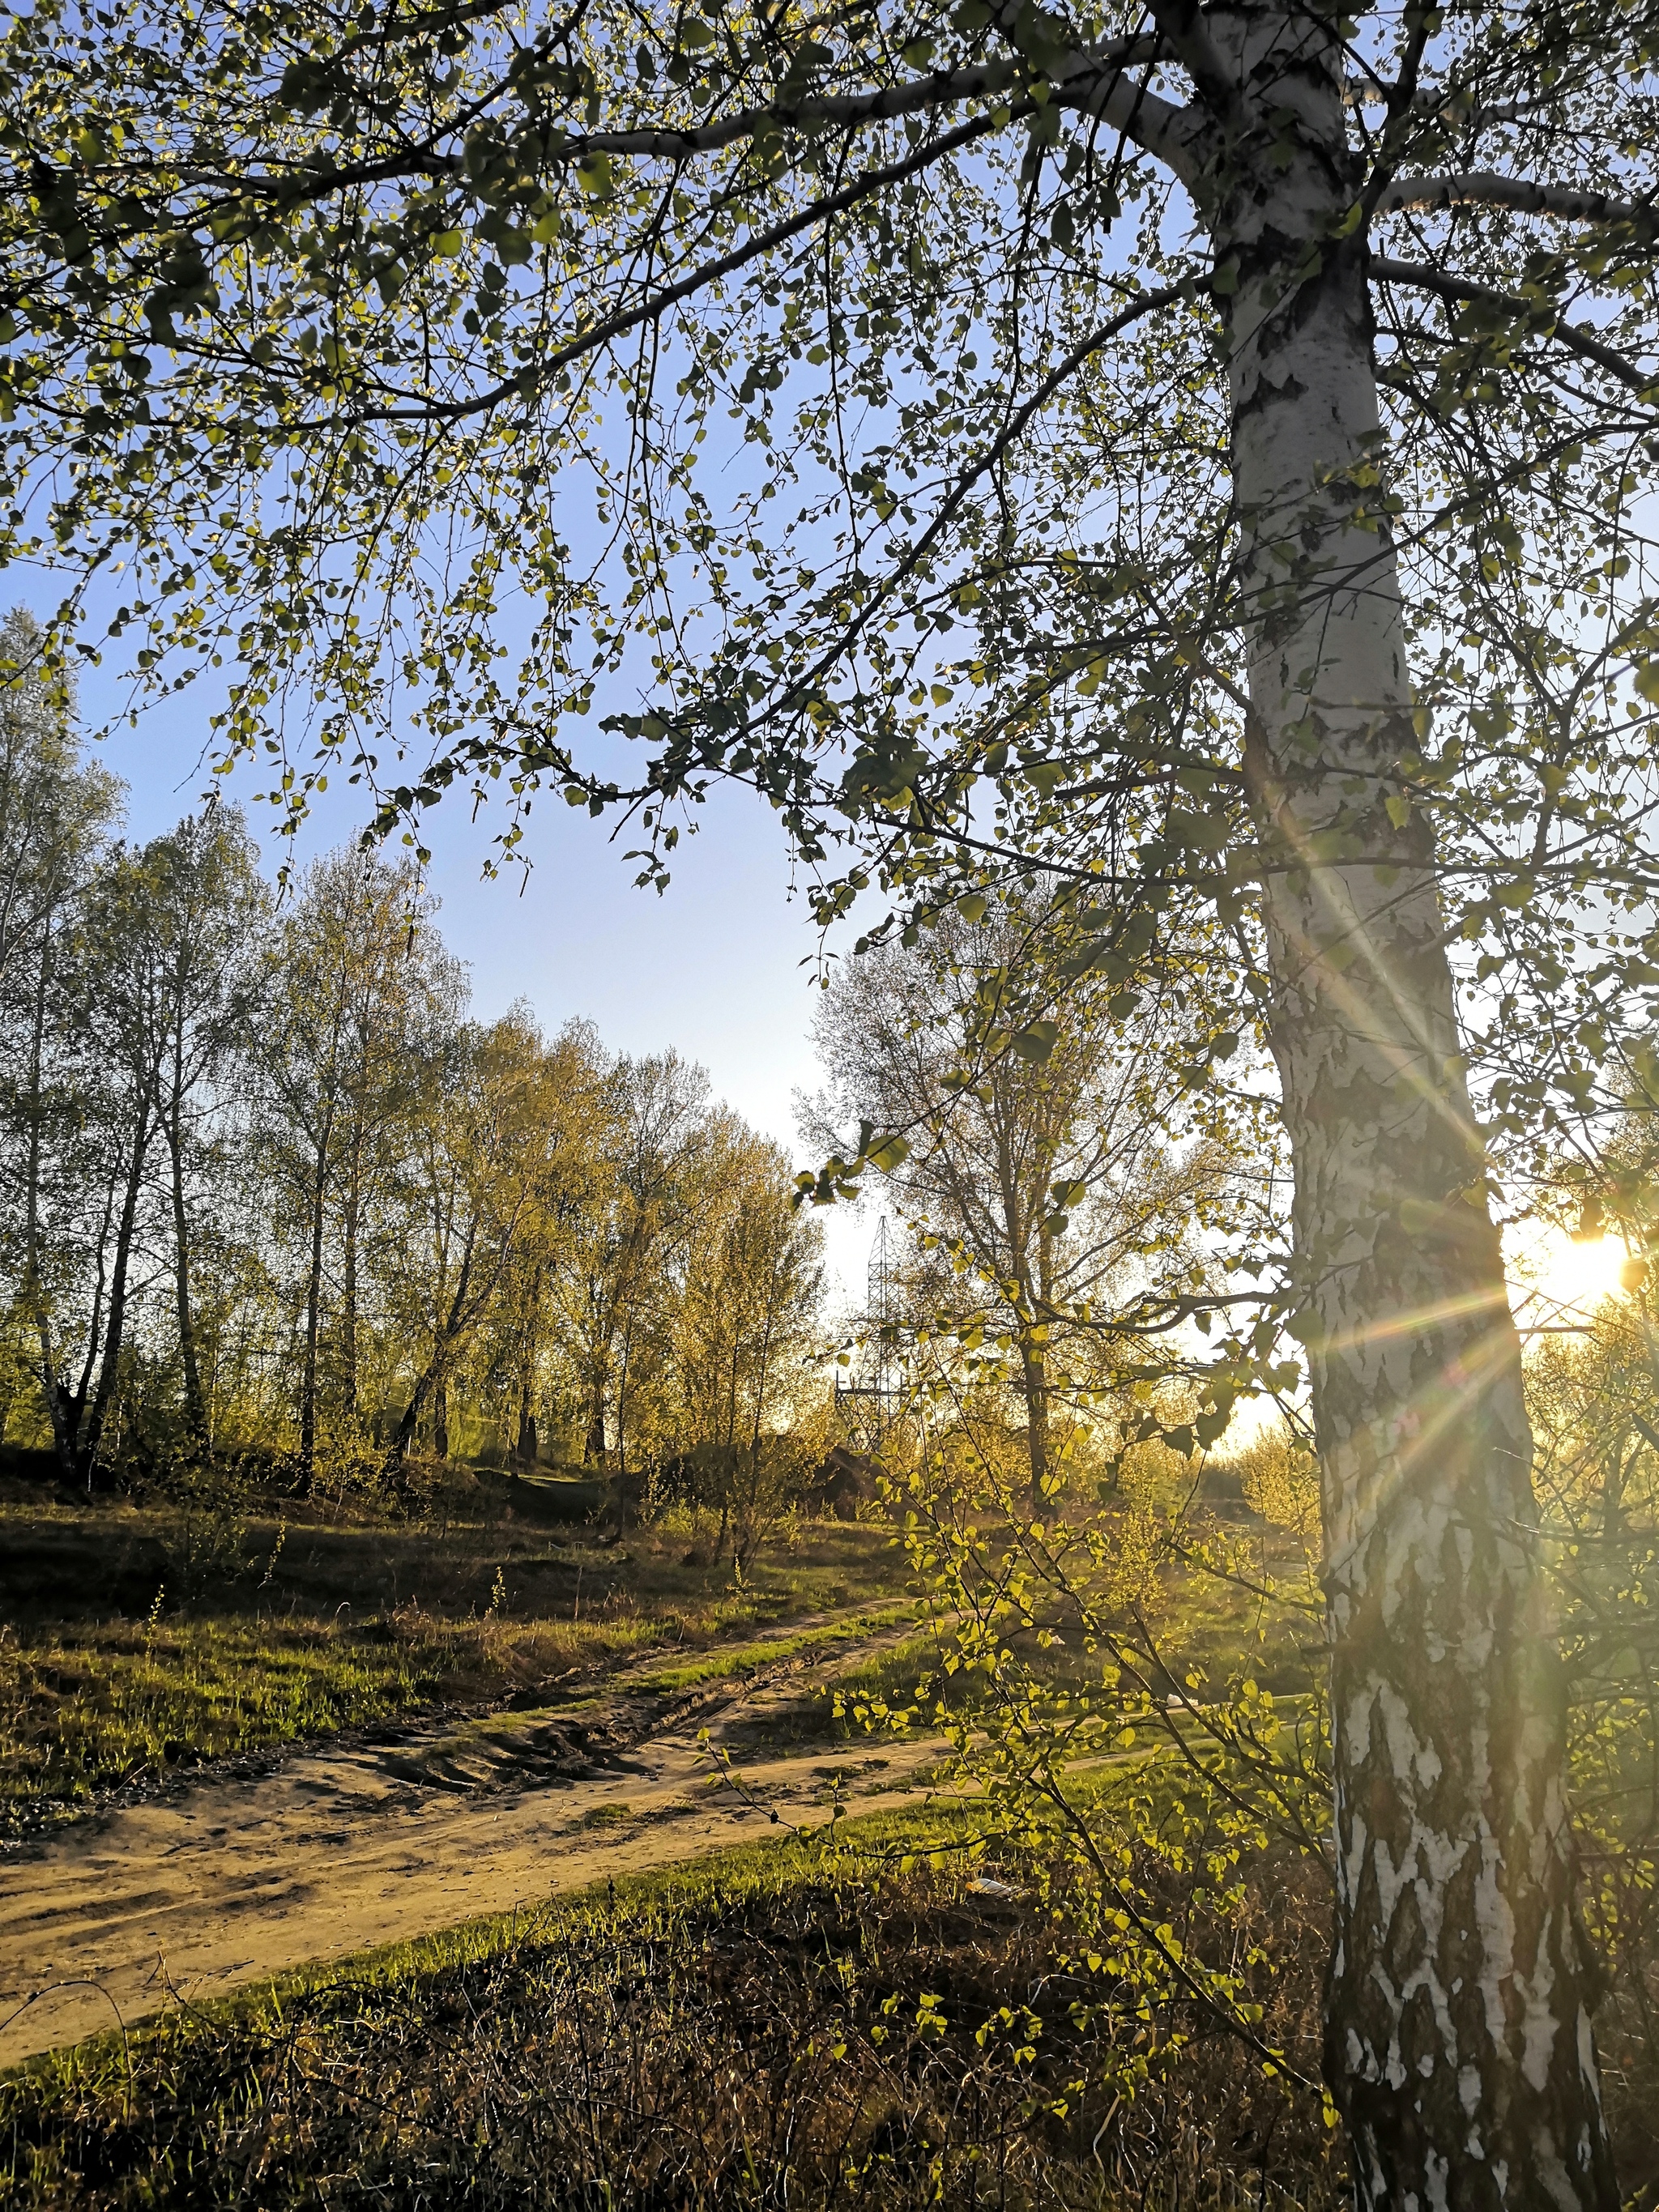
[834,1217,902,1451]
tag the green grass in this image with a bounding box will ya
[0,1793,1344,2211]
[0,1600,897,1833]
[0,1616,466,1824]
[0,1489,911,1831]
[0,1486,906,1636]
[824,1630,951,1706]
[580,1799,638,1827]
[0,1475,1313,1842]
[629,1603,916,1696]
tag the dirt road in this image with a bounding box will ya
[0,1628,945,2071]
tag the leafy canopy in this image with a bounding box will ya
[1,0,1657,1186]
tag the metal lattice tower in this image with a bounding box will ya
[868,1214,893,1357]
[834,1217,902,1448]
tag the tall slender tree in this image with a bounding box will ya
[0,614,122,1474]
[385,1008,587,1468]
[555,1051,714,1473]
[45,842,173,1481]
[144,808,269,1455]
[258,849,459,1481]
[676,1127,826,1562]
[809,896,1240,1503]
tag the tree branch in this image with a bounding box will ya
[762,280,1188,734]
[1375,171,1659,231]
[357,104,1010,424]
[1056,60,1205,185]
[154,36,1191,225]
[568,31,1198,185]
[1371,255,1659,395]
[207,35,1158,198]
[562,44,1155,162]
[1137,0,1239,126]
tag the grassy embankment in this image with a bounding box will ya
[0,1788,1342,2211]
[0,1474,910,1835]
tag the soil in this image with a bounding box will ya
[0,1622,945,2072]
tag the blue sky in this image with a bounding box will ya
[86,668,874,1302]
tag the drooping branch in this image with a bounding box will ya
[1371,255,1659,395]
[356,104,1012,423]
[736,279,1189,750]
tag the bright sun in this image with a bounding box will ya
[1506,1225,1646,1324]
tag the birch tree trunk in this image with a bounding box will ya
[341,1111,368,1422]
[164,1093,208,1456]
[299,1133,329,1483]
[20,919,75,1482]
[1209,11,1617,2201]
[80,1114,150,1485]
[1018,1329,1050,1506]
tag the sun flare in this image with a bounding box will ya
[1507,1225,1646,1323]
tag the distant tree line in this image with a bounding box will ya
[0,615,825,1506]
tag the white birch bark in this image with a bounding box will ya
[1188,3,1619,2200]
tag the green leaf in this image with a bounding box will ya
[866,1132,911,1171]
[1010,1021,1058,1063]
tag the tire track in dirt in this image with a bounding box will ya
[0,1614,946,2070]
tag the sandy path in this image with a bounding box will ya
[0,1643,943,2070]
